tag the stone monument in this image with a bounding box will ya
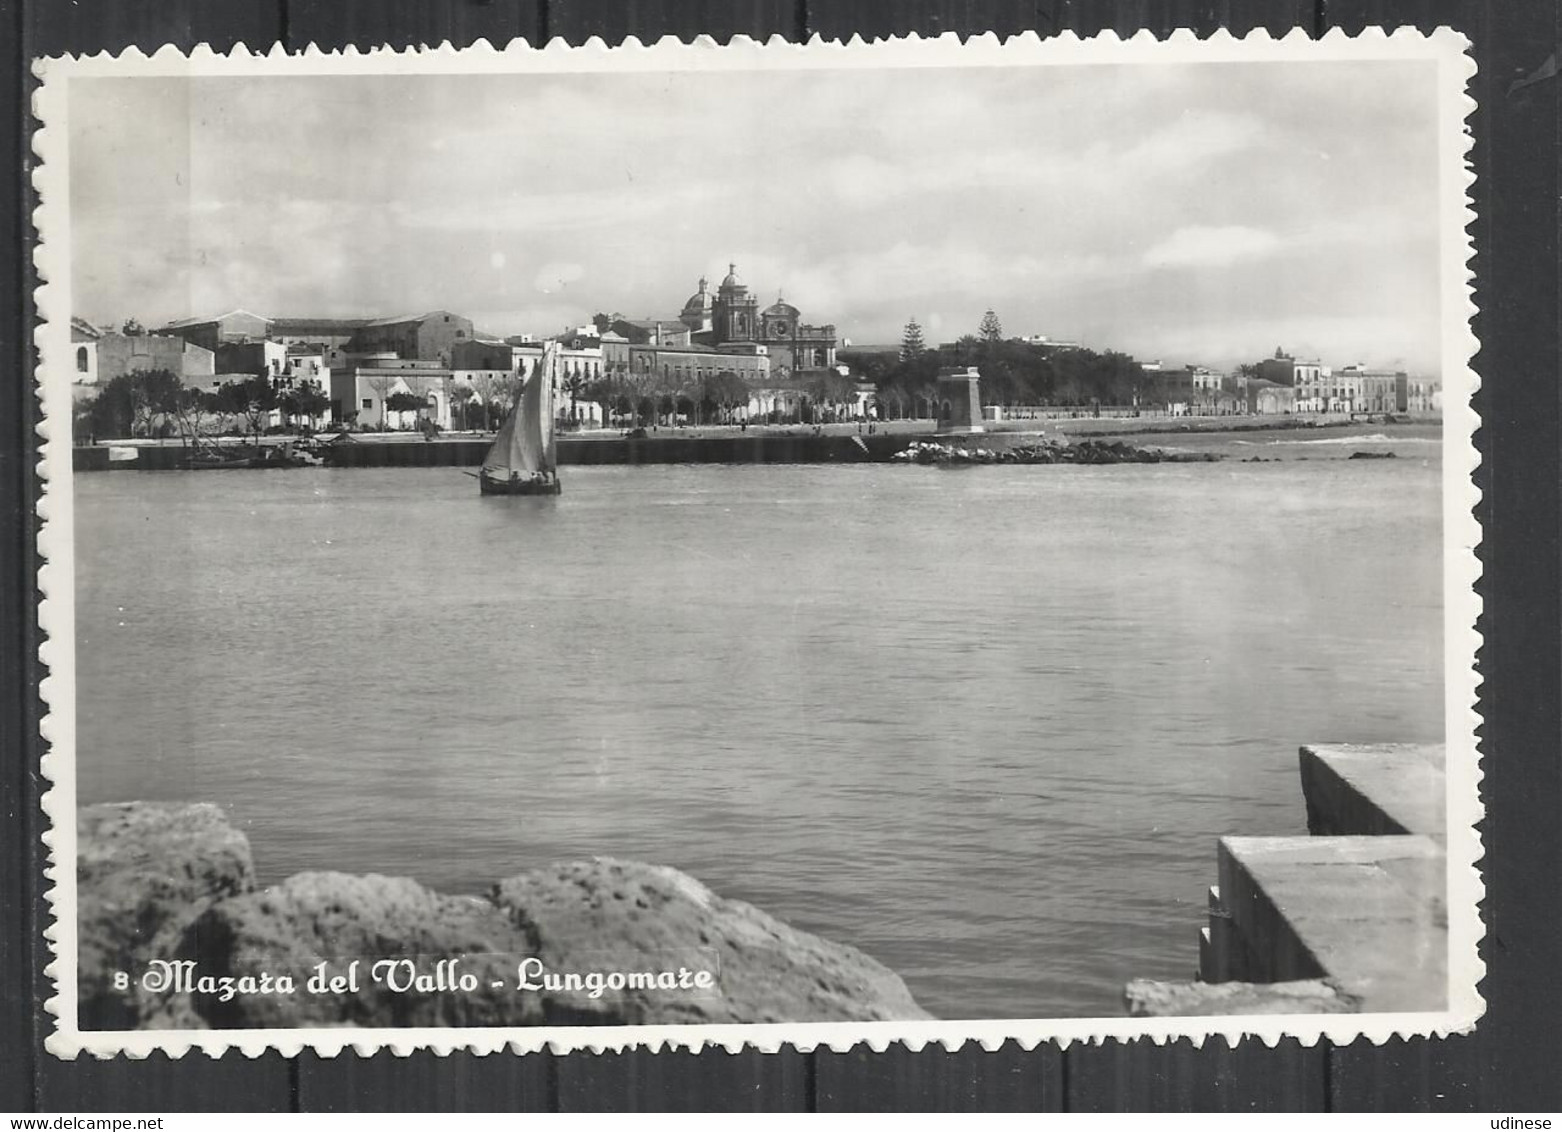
[935,366,984,433]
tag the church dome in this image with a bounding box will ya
[682,277,715,314]
[719,263,746,292]
[762,299,799,318]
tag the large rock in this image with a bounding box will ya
[77,802,931,1030]
[492,858,930,1024]
[77,802,254,1029]
[168,872,539,1028]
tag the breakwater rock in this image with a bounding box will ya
[891,438,1220,465]
[78,802,255,1028]
[77,802,929,1030]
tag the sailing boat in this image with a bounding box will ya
[479,341,562,496]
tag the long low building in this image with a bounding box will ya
[603,339,771,388]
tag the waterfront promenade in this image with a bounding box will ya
[73,413,1439,472]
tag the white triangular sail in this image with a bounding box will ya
[481,398,521,475]
[514,363,547,475]
[481,342,558,479]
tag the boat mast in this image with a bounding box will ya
[541,342,558,472]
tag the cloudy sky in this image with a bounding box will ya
[68,59,1444,372]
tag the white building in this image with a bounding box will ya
[1296,364,1366,413]
[286,348,328,388]
[1190,366,1222,392]
[70,316,100,398]
[331,362,452,430]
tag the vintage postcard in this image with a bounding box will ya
[33,30,1480,1058]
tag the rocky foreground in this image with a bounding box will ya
[891,438,1221,465]
[77,802,929,1030]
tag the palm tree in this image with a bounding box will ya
[815,369,858,421]
[702,371,748,425]
[583,373,621,429]
[365,375,398,430]
[919,380,941,423]
[449,384,475,431]
[465,372,498,431]
[564,373,586,424]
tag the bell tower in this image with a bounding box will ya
[715,262,759,343]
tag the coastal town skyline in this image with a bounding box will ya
[68,59,1445,375]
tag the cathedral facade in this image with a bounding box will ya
[678,264,838,382]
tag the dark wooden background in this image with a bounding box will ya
[4,0,1558,1112]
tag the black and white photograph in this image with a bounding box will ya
[34,31,1480,1056]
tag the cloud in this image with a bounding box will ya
[66,63,1445,374]
[1119,109,1268,173]
[1142,226,1283,270]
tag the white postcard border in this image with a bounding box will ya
[32,27,1483,1059]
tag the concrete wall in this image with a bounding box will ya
[248,432,905,469]
[97,333,215,385]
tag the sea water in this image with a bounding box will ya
[72,425,1444,1019]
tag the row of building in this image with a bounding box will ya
[1139,349,1440,415]
[69,265,854,430]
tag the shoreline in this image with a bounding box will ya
[1051,413,1437,438]
[73,414,1441,473]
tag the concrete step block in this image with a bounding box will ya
[1299,743,1445,841]
[1217,834,1446,1013]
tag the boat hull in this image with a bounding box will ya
[180,449,257,470]
[479,471,562,496]
[180,457,254,470]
